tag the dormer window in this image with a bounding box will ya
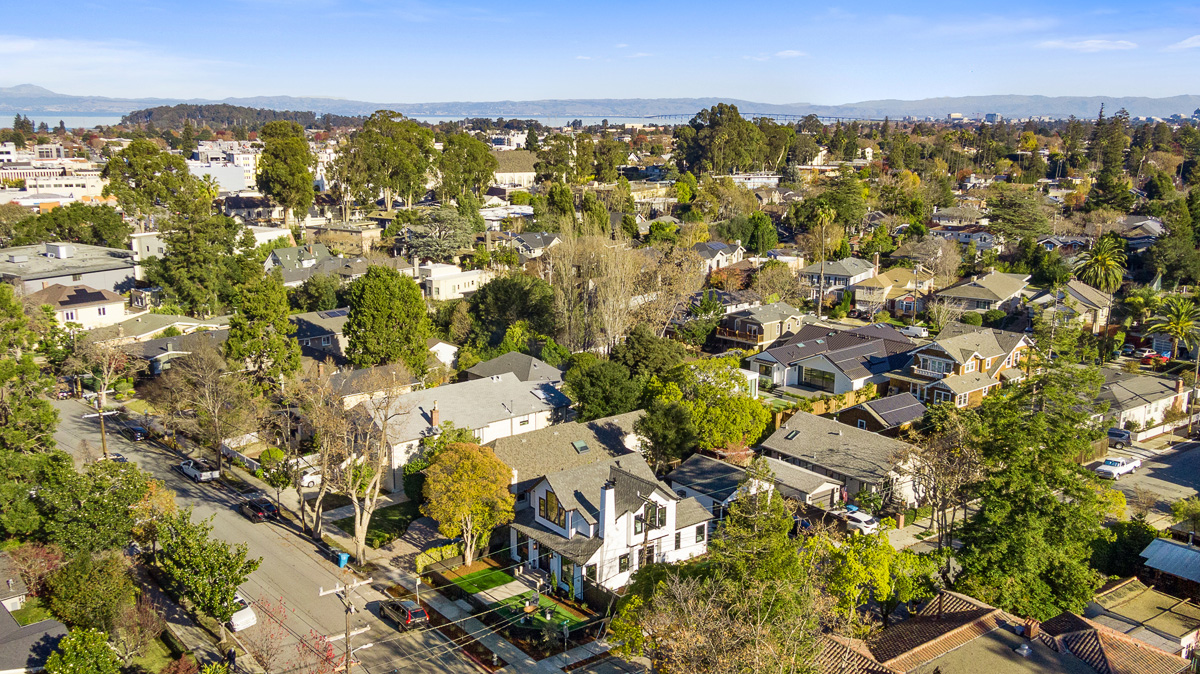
[539,490,565,528]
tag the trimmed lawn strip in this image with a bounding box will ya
[451,567,517,595]
[492,591,587,627]
[332,500,421,547]
[10,596,52,626]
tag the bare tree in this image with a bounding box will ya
[165,336,260,475]
[244,595,289,674]
[547,219,595,351]
[925,298,965,331]
[73,336,146,408]
[343,367,413,562]
[294,374,340,540]
[591,237,643,353]
[112,594,166,665]
[899,410,985,585]
[633,244,705,337]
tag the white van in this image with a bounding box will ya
[228,592,257,632]
[899,325,929,338]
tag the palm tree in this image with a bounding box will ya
[1147,297,1200,360]
[812,204,838,319]
[1147,297,1200,434]
[1074,236,1127,357]
[1122,285,1162,329]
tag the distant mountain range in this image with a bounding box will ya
[2,83,1199,120]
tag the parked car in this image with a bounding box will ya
[229,592,257,632]
[846,309,861,319]
[899,325,929,338]
[299,467,322,488]
[1121,344,1136,357]
[240,498,279,523]
[178,459,219,483]
[829,509,881,535]
[1095,456,1141,480]
[1107,428,1133,449]
[1141,354,1169,367]
[380,599,427,630]
[123,425,148,441]
[1135,347,1158,359]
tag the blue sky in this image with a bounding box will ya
[3,0,1199,103]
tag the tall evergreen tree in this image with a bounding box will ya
[256,121,315,226]
[224,269,301,393]
[344,266,431,373]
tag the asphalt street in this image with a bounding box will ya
[52,398,478,674]
[1090,437,1200,523]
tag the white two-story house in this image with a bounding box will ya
[509,455,713,595]
[801,257,877,303]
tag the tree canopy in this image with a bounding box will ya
[344,265,431,372]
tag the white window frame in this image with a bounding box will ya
[963,359,975,373]
[956,393,969,407]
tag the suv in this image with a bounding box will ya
[381,599,428,630]
[240,498,280,523]
[1107,428,1133,450]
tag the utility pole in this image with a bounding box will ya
[318,575,372,673]
[81,405,120,460]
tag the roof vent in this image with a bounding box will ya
[1013,643,1031,658]
[8,254,27,263]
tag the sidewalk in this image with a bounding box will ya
[321,492,409,521]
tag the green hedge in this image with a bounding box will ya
[415,543,461,574]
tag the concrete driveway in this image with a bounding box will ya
[51,398,477,674]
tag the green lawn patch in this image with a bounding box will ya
[10,597,52,626]
[333,500,422,548]
[492,591,586,627]
[451,567,517,595]
[129,635,181,673]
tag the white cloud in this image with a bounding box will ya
[1165,35,1200,51]
[575,55,591,60]
[775,50,805,58]
[1038,38,1137,52]
[0,34,240,98]
[743,55,770,62]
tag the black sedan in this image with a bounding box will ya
[239,498,280,523]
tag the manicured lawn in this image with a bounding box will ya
[333,500,422,545]
[450,567,516,595]
[10,597,52,626]
[493,591,586,627]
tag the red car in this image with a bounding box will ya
[1141,354,1169,366]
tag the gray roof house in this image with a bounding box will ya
[492,410,644,498]
[936,270,1030,312]
[1097,370,1189,432]
[750,322,915,394]
[692,241,745,274]
[800,256,877,302]
[759,412,918,507]
[264,244,331,279]
[0,242,139,294]
[666,453,843,514]
[840,392,927,435]
[357,372,572,492]
[1142,538,1200,600]
[0,551,67,674]
[1028,278,1113,335]
[464,351,562,384]
[509,453,712,593]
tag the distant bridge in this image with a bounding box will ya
[643,112,891,123]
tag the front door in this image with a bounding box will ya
[539,549,552,572]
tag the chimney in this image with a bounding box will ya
[873,251,880,274]
[971,275,978,283]
[430,401,439,428]
[1177,379,1185,394]
[598,479,616,539]
[316,361,325,377]
[1024,618,1040,640]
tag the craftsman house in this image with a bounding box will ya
[749,322,915,394]
[851,265,936,317]
[713,302,804,349]
[887,322,1032,408]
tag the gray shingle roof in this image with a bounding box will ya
[732,301,801,326]
[510,508,604,564]
[359,372,571,443]
[536,455,670,526]
[466,351,562,383]
[801,257,876,278]
[291,307,349,341]
[937,371,999,395]
[492,410,643,493]
[269,244,331,272]
[937,271,1029,303]
[760,412,914,484]
[928,322,1009,364]
[675,497,715,528]
[667,454,842,504]
[1099,371,1185,415]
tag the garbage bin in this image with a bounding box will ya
[337,552,350,568]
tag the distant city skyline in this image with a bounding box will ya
[3,0,1199,104]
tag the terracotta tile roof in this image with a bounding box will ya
[869,598,1004,672]
[815,635,902,674]
[1040,612,1189,674]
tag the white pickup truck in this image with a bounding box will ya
[179,459,219,483]
[1095,457,1141,480]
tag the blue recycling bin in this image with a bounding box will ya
[337,552,350,568]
